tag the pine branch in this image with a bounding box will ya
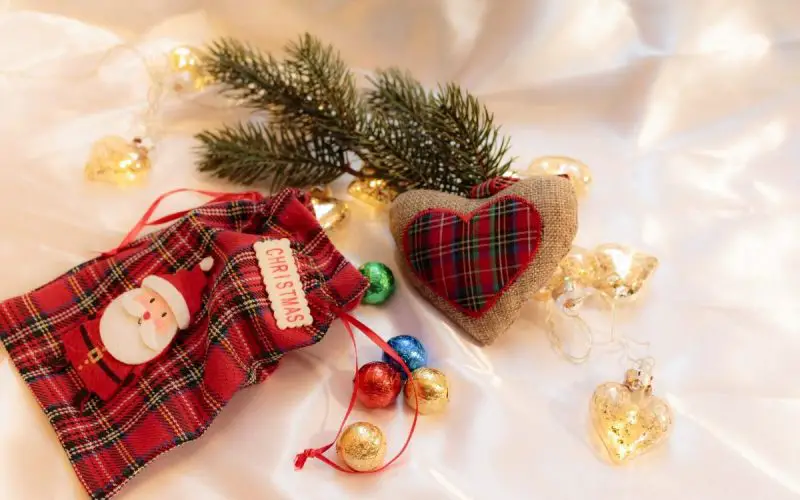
[281,34,366,154]
[363,69,502,195]
[198,35,364,189]
[197,34,515,196]
[195,122,347,190]
[431,83,514,179]
[202,38,283,110]
[362,69,438,190]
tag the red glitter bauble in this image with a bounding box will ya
[356,361,403,408]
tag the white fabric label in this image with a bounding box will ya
[254,239,313,330]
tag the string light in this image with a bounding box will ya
[0,40,234,134]
[538,242,670,464]
[1,39,348,222]
[0,39,233,186]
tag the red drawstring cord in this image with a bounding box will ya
[102,188,262,257]
[294,312,419,473]
[98,189,417,472]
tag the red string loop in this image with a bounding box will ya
[102,188,262,257]
[293,449,319,469]
[295,312,420,473]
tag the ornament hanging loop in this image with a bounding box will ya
[623,368,653,397]
[294,448,323,470]
[628,357,656,385]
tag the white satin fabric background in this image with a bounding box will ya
[0,1,799,499]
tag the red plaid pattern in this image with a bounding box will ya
[0,189,367,499]
[469,177,520,198]
[402,196,542,316]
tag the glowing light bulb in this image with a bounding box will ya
[590,369,672,464]
[348,177,398,207]
[84,136,151,186]
[309,186,349,231]
[168,45,211,93]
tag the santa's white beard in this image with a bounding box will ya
[100,289,178,365]
[139,318,172,352]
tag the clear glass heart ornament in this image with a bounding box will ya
[590,369,673,464]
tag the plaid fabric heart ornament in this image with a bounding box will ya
[390,176,578,345]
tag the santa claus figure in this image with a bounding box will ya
[64,257,214,409]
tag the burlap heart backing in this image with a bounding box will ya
[390,176,578,345]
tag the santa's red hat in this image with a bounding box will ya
[141,257,214,329]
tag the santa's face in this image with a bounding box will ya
[99,287,179,365]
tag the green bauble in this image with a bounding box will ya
[359,262,396,305]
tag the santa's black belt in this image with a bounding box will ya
[79,324,121,384]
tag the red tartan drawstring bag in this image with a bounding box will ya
[0,188,418,500]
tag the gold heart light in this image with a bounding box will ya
[168,45,212,93]
[347,176,398,207]
[526,156,592,198]
[559,245,597,286]
[590,369,672,464]
[592,244,658,302]
[534,246,597,314]
[85,136,151,186]
[309,186,349,231]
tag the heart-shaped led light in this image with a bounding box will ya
[526,156,592,198]
[590,369,672,464]
[592,244,658,302]
[309,186,349,231]
[534,245,597,304]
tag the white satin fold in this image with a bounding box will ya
[0,1,798,499]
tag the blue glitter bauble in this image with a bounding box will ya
[383,335,427,378]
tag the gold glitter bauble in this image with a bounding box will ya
[168,45,211,93]
[309,186,348,231]
[348,177,398,207]
[84,136,151,186]
[404,367,449,415]
[526,156,592,198]
[590,369,672,464]
[335,422,387,472]
[592,243,658,302]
